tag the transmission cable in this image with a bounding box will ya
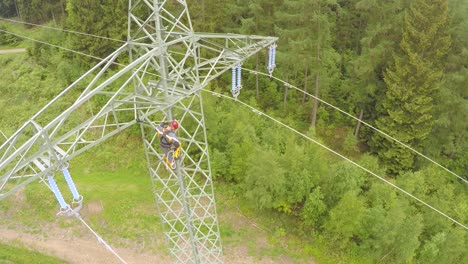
[0,28,132,264]
[1,17,464,183]
[202,89,467,230]
[0,17,126,43]
[0,28,107,61]
[2,26,466,229]
[75,213,129,264]
[244,68,466,184]
[2,26,464,185]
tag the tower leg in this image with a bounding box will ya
[139,92,223,263]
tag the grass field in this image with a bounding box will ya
[0,38,347,262]
[0,130,342,263]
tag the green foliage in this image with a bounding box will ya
[392,213,424,263]
[319,161,366,208]
[400,169,467,237]
[187,0,227,32]
[0,0,17,17]
[342,129,358,154]
[65,0,127,66]
[28,24,68,66]
[418,232,447,264]
[324,191,365,249]
[0,53,73,130]
[336,0,405,144]
[426,0,468,175]
[279,139,318,206]
[274,0,341,127]
[227,122,260,182]
[301,187,326,228]
[16,0,66,24]
[0,24,21,46]
[418,229,467,264]
[1,1,467,263]
[241,0,279,36]
[244,147,286,209]
[354,181,426,263]
[373,0,451,175]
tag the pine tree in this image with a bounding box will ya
[372,0,451,175]
[187,0,227,32]
[0,0,18,17]
[341,0,406,139]
[426,0,468,175]
[65,0,127,66]
[275,0,339,127]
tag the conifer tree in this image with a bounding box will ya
[341,0,405,138]
[427,0,468,175]
[187,0,226,32]
[0,0,18,17]
[239,0,278,36]
[372,0,451,175]
[65,0,127,66]
[275,0,339,127]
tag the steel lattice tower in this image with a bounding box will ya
[0,1,277,263]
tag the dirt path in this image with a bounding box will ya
[0,225,170,264]
[0,48,26,54]
[0,193,312,264]
[0,223,295,264]
[0,221,304,264]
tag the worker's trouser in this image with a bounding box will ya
[161,146,176,169]
[160,146,173,159]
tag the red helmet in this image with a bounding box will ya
[170,120,179,129]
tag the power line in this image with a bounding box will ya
[244,68,467,184]
[1,16,464,183]
[75,214,129,264]
[45,175,128,263]
[202,89,468,230]
[0,28,105,61]
[2,25,466,229]
[0,28,132,264]
[0,17,126,43]
[0,28,130,70]
[2,24,465,187]
[2,26,464,186]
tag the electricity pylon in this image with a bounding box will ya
[0,0,277,263]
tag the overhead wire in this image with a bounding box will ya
[0,26,130,264]
[0,28,106,61]
[1,22,466,230]
[243,68,467,184]
[2,18,464,183]
[4,17,461,183]
[0,27,135,72]
[0,17,126,43]
[75,214,129,264]
[202,89,467,230]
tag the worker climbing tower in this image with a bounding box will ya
[0,1,277,263]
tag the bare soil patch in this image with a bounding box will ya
[0,212,308,264]
[0,224,170,264]
[0,190,314,263]
[0,48,26,54]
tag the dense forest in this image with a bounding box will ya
[0,0,466,263]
